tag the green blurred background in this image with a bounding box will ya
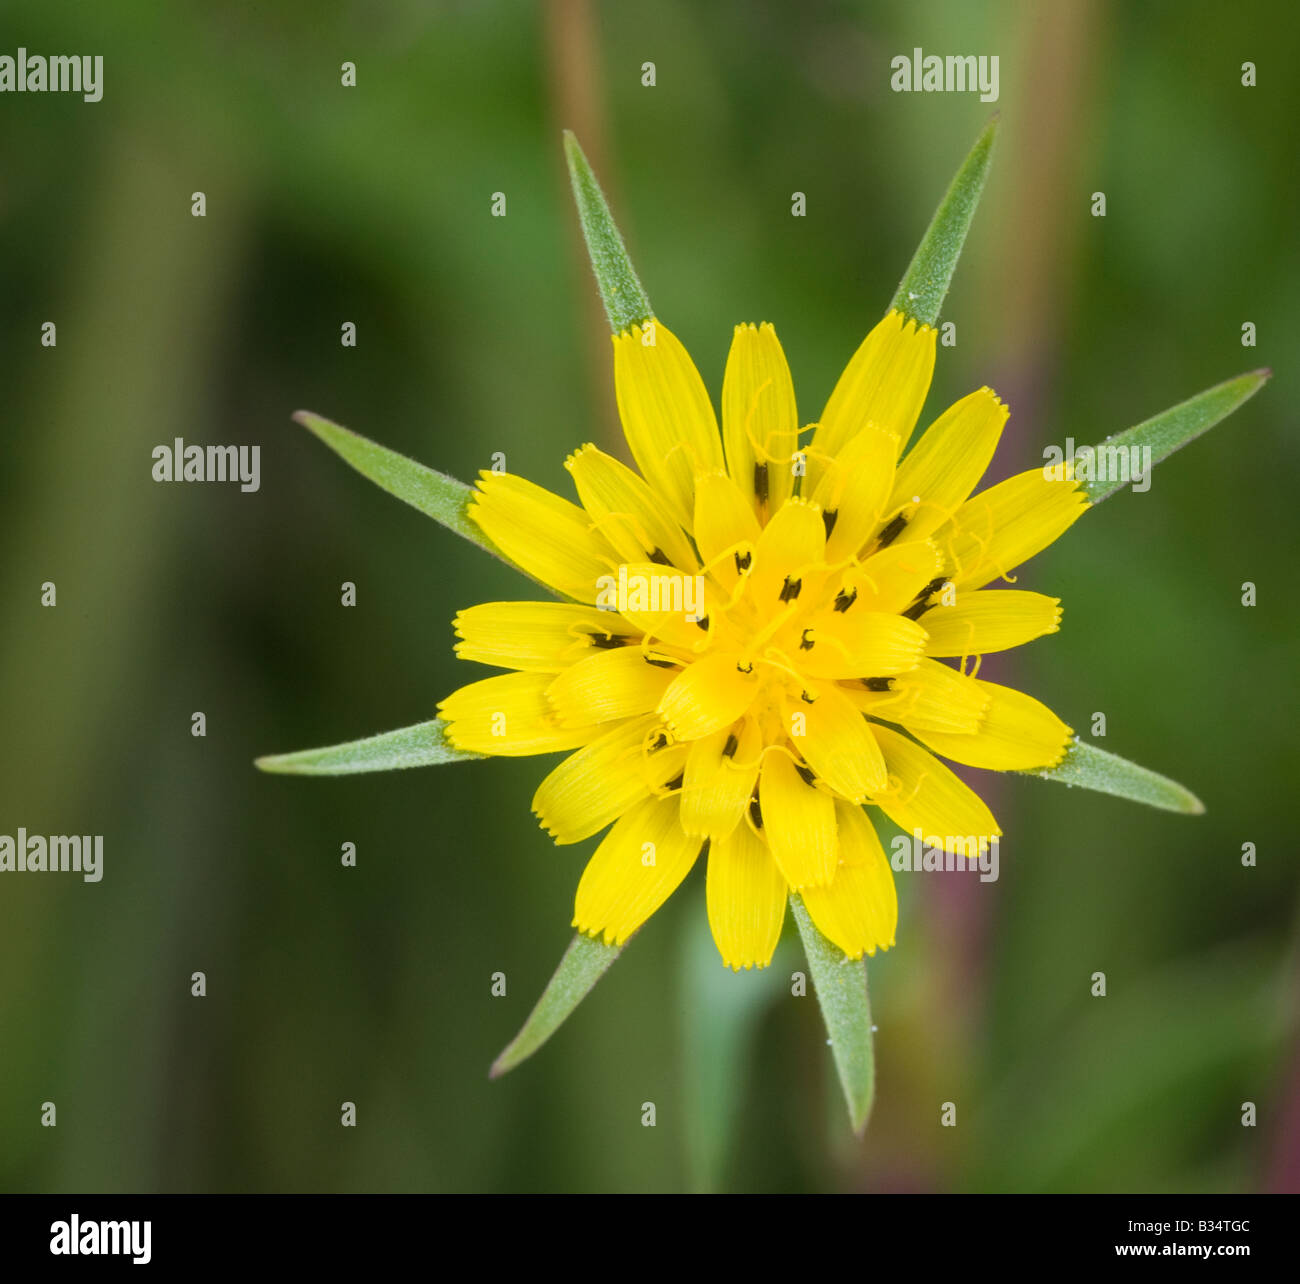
[1,0,1296,1193]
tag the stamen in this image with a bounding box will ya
[644,655,678,669]
[779,575,802,602]
[734,549,753,574]
[799,629,815,651]
[877,512,909,547]
[588,632,624,649]
[749,796,763,829]
[722,733,739,758]
[833,587,857,613]
[863,677,894,692]
[794,763,816,786]
[753,461,769,507]
[903,574,950,620]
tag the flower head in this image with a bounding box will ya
[438,309,1088,967]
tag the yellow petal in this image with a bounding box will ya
[532,715,688,844]
[468,471,617,602]
[938,468,1089,591]
[693,470,762,595]
[613,321,724,528]
[913,679,1072,771]
[706,823,787,970]
[835,539,945,616]
[680,717,763,839]
[810,424,899,563]
[794,682,887,800]
[801,802,898,959]
[842,657,990,735]
[565,444,699,572]
[438,672,599,756]
[573,794,703,946]
[745,497,827,612]
[453,601,640,672]
[809,310,936,492]
[920,589,1062,658]
[546,647,679,727]
[885,387,1008,544]
[758,749,837,888]
[722,322,800,520]
[871,723,1000,857]
[797,609,928,679]
[658,652,760,741]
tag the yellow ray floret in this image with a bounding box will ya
[565,444,699,572]
[759,748,838,889]
[573,794,704,946]
[453,602,640,672]
[706,822,788,970]
[722,322,800,520]
[468,472,619,603]
[679,719,763,840]
[451,312,1093,968]
[800,801,898,959]
[439,671,600,756]
[871,723,1001,857]
[938,467,1089,590]
[920,589,1062,658]
[886,386,1008,545]
[911,679,1073,771]
[811,309,936,480]
[532,714,688,844]
[613,321,724,528]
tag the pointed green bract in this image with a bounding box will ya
[563,131,654,334]
[490,932,622,1078]
[1024,740,1204,814]
[1080,369,1271,503]
[292,411,555,592]
[790,894,876,1134]
[889,117,999,326]
[294,410,479,538]
[255,718,478,776]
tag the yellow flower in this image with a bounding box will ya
[438,310,1088,968]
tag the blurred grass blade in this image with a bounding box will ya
[1025,741,1204,814]
[490,933,622,1078]
[293,410,550,590]
[680,909,787,1191]
[790,894,875,1134]
[563,131,653,334]
[256,718,478,776]
[1080,369,1272,503]
[889,116,999,326]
